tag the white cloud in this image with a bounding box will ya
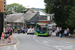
[6,0,45,8]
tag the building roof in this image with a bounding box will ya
[27,9,47,15]
[6,12,37,23]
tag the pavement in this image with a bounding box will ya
[52,32,75,42]
[0,36,17,47]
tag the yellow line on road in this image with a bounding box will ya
[51,36,75,43]
[0,37,20,48]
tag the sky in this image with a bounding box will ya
[6,0,45,9]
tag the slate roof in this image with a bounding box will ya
[28,9,47,15]
[6,13,37,23]
[6,9,47,23]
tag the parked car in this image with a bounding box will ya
[27,28,35,35]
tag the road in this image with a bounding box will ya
[0,33,75,50]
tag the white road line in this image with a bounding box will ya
[53,46,62,50]
[33,36,63,50]
[43,40,49,44]
[60,40,71,43]
[59,43,71,45]
[46,39,54,42]
[44,44,50,46]
[14,45,17,50]
[33,36,39,42]
[55,47,62,50]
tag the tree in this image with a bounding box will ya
[44,0,75,29]
[66,6,75,29]
[7,3,26,14]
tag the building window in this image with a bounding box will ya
[40,16,47,20]
[4,9,6,11]
[4,5,5,7]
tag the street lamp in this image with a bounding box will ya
[23,12,25,28]
[22,11,27,28]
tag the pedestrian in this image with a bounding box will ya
[57,27,60,36]
[8,27,13,43]
[1,32,5,43]
[67,28,70,36]
[23,28,25,34]
[55,30,58,36]
[18,28,20,34]
[52,26,55,32]
[64,29,67,37]
[59,28,63,38]
[12,28,14,33]
[5,30,9,43]
[59,33,61,38]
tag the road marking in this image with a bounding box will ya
[33,36,39,42]
[43,44,50,46]
[43,40,49,44]
[53,46,63,50]
[59,43,71,45]
[0,37,20,48]
[33,36,63,50]
[14,37,20,45]
[14,45,17,50]
[60,41,71,44]
[46,39,54,42]
[55,47,62,50]
[53,45,73,50]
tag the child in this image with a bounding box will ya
[1,32,5,43]
[59,33,61,38]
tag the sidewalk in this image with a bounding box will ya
[52,32,75,42]
[0,36,16,47]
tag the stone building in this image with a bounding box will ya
[6,9,56,30]
[6,10,39,28]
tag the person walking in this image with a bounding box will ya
[64,29,67,37]
[5,30,9,43]
[8,27,13,43]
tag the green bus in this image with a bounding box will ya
[35,23,52,36]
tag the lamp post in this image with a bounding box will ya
[23,13,24,28]
[23,12,27,28]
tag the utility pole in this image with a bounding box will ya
[23,16,24,28]
[24,19,27,28]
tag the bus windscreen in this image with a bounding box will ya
[36,24,47,34]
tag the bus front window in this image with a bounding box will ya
[36,24,47,33]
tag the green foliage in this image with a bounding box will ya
[66,6,75,29]
[7,3,26,14]
[44,0,75,29]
